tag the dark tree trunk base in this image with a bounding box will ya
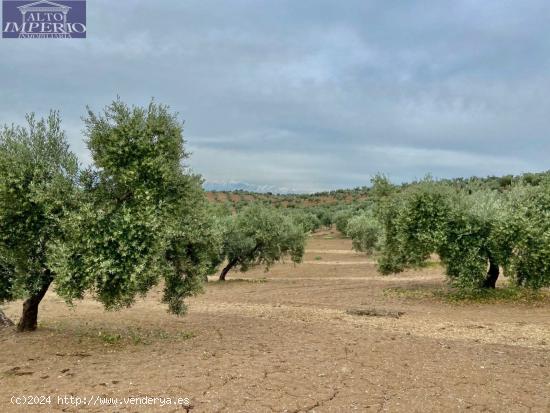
[17,298,41,332]
[482,259,499,289]
[0,309,13,328]
[219,259,237,281]
[219,265,230,281]
[16,278,51,332]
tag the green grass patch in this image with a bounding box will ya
[383,286,435,300]
[435,287,550,304]
[384,285,550,304]
[214,277,268,284]
[41,322,195,346]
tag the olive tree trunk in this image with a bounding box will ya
[0,309,13,328]
[219,258,238,281]
[17,272,52,332]
[482,258,499,289]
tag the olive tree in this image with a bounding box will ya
[375,182,450,275]
[502,181,550,289]
[375,181,522,290]
[218,204,306,281]
[346,212,383,255]
[289,210,322,233]
[312,207,332,229]
[333,208,355,235]
[344,174,395,250]
[369,173,395,200]
[161,178,225,312]
[0,112,78,331]
[437,190,513,289]
[50,100,216,317]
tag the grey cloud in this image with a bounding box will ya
[1,0,549,192]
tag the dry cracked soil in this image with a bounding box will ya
[1,229,549,412]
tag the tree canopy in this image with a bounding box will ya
[0,100,224,331]
[218,204,306,280]
[50,100,217,315]
[0,112,78,331]
[348,178,550,291]
[346,211,383,255]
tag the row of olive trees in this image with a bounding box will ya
[217,204,306,281]
[346,176,550,291]
[0,101,308,331]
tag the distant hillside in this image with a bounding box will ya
[205,170,550,208]
[205,189,368,207]
[203,181,300,194]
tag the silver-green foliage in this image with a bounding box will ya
[0,112,78,303]
[220,204,306,277]
[504,181,550,289]
[333,208,355,235]
[346,212,383,255]
[49,100,217,315]
[376,182,452,275]
[375,179,550,290]
[289,210,322,233]
[437,190,513,289]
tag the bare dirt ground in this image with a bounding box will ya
[1,229,549,412]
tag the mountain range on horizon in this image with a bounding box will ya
[202,180,303,194]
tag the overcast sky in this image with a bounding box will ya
[1,0,549,192]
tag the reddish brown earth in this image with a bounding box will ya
[204,192,368,207]
[1,230,549,412]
